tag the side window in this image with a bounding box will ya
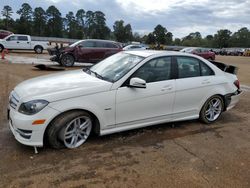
[200,62,214,76]
[6,36,18,41]
[132,57,171,83]
[131,45,140,49]
[177,57,200,78]
[18,36,28,41]
[82,41,95,48]
[105,42,118,48]
[95,41,105,48]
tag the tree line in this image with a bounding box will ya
[1,3,250,48]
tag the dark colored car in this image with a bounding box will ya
[0,30,13,39]
[48,39,123,67]
[181,47,215,60]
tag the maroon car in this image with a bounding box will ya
[181,47,215,60]
[49,39,123,67]
[0,30,13,39]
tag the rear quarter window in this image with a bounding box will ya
[176,56,215,78]
[200,62,215,76]
[105,42,118,48]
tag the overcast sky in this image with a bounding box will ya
[1,0,250,38]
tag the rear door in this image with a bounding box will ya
[93,41,107,61]
[104,42,121,58]
[17,35,30,49]
[173,56,216,119]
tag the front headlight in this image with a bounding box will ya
[18,100,49,115]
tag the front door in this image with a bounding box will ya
[4,35,18,49]
[115,56,175,126]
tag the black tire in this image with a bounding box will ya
[0,45,4,52]
[61,54,75,67]
[46,111,93,149]
[34,46,43,54]
[199,95,224,124]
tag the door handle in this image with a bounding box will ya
[27,42,29,44]
[17,41,19,43]
[161,85,173,91]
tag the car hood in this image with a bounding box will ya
[14,70,112,102]
[62,46,75,52]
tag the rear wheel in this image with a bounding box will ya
[61,54,75,67]
[0,45,4,52]
[34,46,43,54]
[200,95,224,124]
[46,111,92,149]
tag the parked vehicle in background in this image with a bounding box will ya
[226,48,245,56]
[243,49,250,56]
[0,30,13,39]
[180,47,195,53]
[8,50,241,149]
[0,34,49,53]
[180,47,215,60]
[123,44,147,50]
[48,39,123,67]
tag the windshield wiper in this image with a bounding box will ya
[84,67,104,80]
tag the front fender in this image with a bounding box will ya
[47,90,116,131]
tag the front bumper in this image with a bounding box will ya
[8,105,60,147]
[225,89,242,111]
[50,55,60,62]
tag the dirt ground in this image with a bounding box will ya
[0,54,249,188]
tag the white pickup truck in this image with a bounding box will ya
[0,34,49,54]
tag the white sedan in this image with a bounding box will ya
[123,44,147,50]
[8,51,241,149]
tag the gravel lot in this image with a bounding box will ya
[0,53,249,188]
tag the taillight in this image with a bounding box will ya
[234,80,240,89]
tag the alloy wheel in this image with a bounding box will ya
[205,98,222,121]
[60,116,92,148]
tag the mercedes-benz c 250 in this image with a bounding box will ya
[8,50,241,149]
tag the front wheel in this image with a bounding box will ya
[47,111,92,149]
[61,54,75,67]
[200,95,224,124]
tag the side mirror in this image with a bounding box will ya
[77,44,83,48]
[129,77,146,88]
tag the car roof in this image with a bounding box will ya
[125,50,193,58]
[80,39,119,44]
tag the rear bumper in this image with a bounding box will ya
[225,89,242,111]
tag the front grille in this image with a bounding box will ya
[9,92,20,110]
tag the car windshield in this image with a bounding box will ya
[69,40,82,47]
[88,52,144,82]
